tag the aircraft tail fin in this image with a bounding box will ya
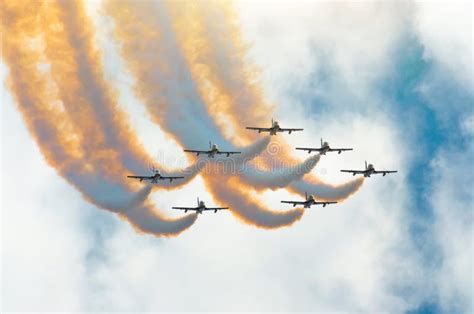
[365,160,368,170]
[305,191,308,200]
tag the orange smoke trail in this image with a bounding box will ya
[164,1,314,187]
[105,0,304,229]
[2,0,197,237]
[202,172,304,229]
[166,0,271,146]
[2,1,83,173]
[164,0,313,168]
[170,1,365,200]
[40,0,202,187]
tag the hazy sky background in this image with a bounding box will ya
[2,1,472,312]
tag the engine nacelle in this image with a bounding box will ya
[214,210,217,213]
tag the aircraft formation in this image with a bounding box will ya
[127,119,397,214]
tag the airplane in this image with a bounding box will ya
[246,118,303,135]
[172,197,229,214]
[127,167,184,183]
[281,192,337,208]
[184,141,241,158]
[340,161,398,177]
[296,138,353,155]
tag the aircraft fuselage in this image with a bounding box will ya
[364,165,375,177]
[320,145,330,155]
[208,148,219,158]
[151,172,161,183]
[305,195,316,208]
[269,121,281,135]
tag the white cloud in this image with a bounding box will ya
[1,64,90,311]
[236,1,414,109]
[429,143,473,312]
[414,1,473,91]
[70,1,425,312]
[2,1,472,312]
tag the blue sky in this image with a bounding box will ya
[2,1,472,312]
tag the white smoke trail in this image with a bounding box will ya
[240,154,321,190]
[289,177,364,202]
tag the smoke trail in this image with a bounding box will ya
[164,1,268,145]
[289,177,365,202]
[105,0,307,228]
[105,0,316,178]
[241,154,321,190]
[204,175,304,228]
[172,1,365,198]
[2,0,196,237]
[38,0,203,187]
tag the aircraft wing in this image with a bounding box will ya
[314,201,338,206]
[216,151,241,156]
[327,148,353,153]
[184,149,209,155]
[202,207,228,211]
[127,175,153,180]
[281,200,307,207]
[246,127,272,132]
[279,128,303,133]
[373,170,398,176]
[172,207,198,211]
[295,147,323,153]
[160,176,185,181]
[340,169,366,174]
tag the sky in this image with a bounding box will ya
[1,0,473,313]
